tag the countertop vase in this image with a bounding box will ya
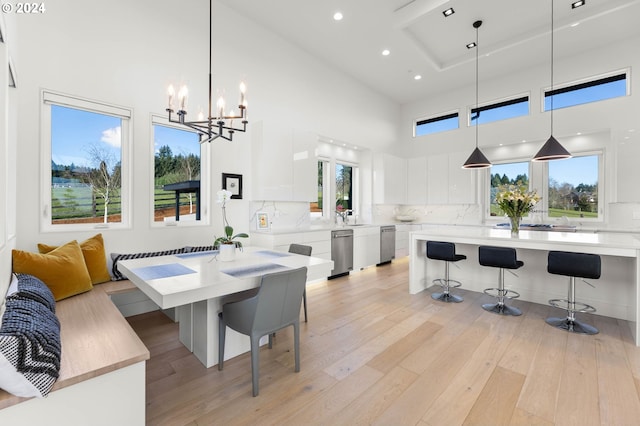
[219,243,236,261]
[509,215,521,236]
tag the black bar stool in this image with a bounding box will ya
[426,241,466,303]
[546,251,600,335]
[478,246,523,316]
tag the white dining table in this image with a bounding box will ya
[118,246,334,368]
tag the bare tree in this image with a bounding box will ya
[177,153,200,214]
[86,144,121,223]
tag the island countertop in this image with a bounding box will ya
[410,226,640,257]
[408,225,640,346]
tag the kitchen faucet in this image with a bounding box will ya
[335,209,352,225]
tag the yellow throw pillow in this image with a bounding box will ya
[13,240,93,301]
[38,234,111,285]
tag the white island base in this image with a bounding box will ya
[409,226,640,345]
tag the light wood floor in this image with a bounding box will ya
[127,257,640,425]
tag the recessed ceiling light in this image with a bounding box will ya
[442,8,455,17]
[414,75,422,80]
[571,0,585,9]
[466,42,477,49]
[333,11,343,21]
[382,49,390,56]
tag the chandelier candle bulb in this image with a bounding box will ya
[167,84,175,109]
[239,81,246,105]
[217,96,225,119]
[178,85,188,111]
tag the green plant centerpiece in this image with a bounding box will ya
[495,183,540,236]
[214,190,248,255]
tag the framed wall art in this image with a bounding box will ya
[222,173,243,199]
[256,212,269,230]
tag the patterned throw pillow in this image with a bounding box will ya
[0,274,61,398]
[110,248,187,280]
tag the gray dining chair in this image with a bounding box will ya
[288,243,312,322]
[218,266,308,396]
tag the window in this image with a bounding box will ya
[415,111,459,136]
[470,95,529,126]
[544,71,628,111]
[336,163,353,212]
[311,160,328,218]
[152,122,203,223]
[547,154,600,219]
[489,162,530,216]
[42,91,131,229]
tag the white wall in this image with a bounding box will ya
[399,34,640,201]
[0,11,18,302]
[392,34,640,228]
[12,0,399,254]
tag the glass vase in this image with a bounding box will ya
[509,215,521,236]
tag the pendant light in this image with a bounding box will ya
[533,0,571,161]
[463,20,491,169]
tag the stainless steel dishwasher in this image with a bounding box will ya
[378,225,396,265]
[330,229,354,279]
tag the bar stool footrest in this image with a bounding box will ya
[545,316,598,335]
[549,298,596,314]
[433,278,462,289]
[483,287,520,300]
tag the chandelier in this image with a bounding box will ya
[165,0,248,143]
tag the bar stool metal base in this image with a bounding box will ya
[482,302,522,316]
[545,316,599,335]
[431,278,463,303]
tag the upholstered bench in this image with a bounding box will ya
[0,279,149,423]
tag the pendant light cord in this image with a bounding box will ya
[208,0,213,121]
[550,0,554,134]
[475,21,480,148]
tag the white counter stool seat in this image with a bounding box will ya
[546,251,600,335]
[478,246,524,316]
[426,241,466,303]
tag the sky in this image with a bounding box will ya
[493,156,598,187]
[51,105,200,170]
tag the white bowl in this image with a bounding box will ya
[395,215,415,222]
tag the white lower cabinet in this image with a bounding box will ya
[250,230,332,261]
[353,226,380,270]
[395,224,421,258]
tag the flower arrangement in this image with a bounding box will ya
[495,184,540,235]
[214,189,248,248]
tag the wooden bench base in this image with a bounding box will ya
[0,280,149,415]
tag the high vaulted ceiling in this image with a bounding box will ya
[218,0,640,104]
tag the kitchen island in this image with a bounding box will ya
[409,226,640,344]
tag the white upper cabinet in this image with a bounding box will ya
[373,152,407,204]
[406,157,428,205]
[427,152,476,204]
[251,121,317,201]
[427,154,448,204]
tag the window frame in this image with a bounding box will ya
[541,69,630,112]
[311,158,330,219]
[484,151,604,224]
[542,150,604,223]
[484,159,533,222]
[150,114,210,228]
[414,110,459,137]
[468,93,530,126]
[40,90,132,232]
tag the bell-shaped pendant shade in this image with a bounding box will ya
[462,20,491,170]
[462,147,491,169]
[532,135,571,161]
